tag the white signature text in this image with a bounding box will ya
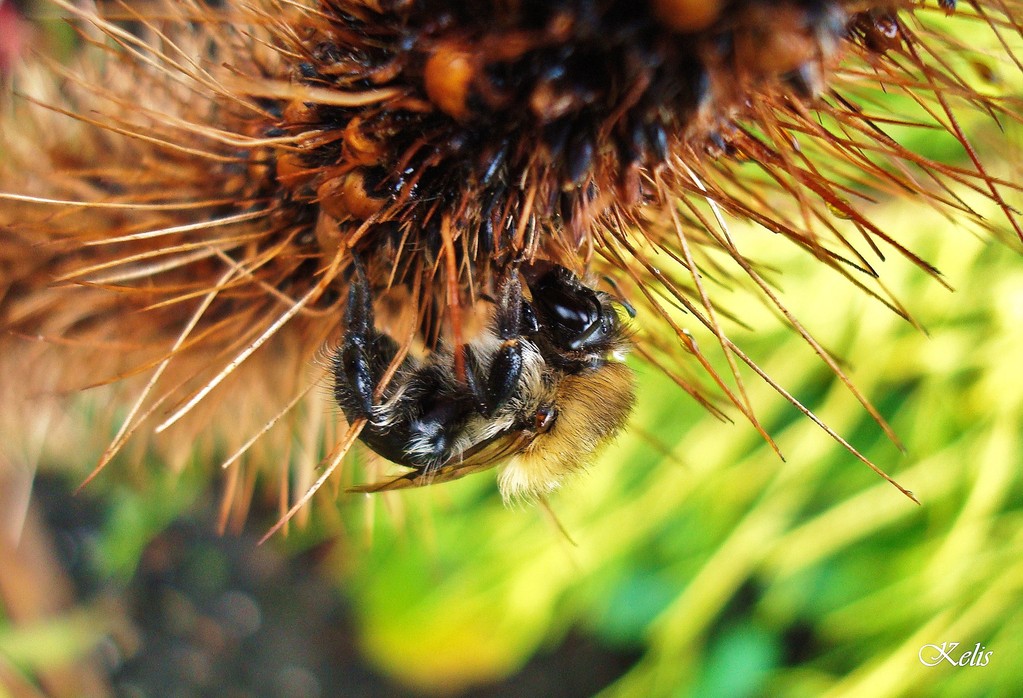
[918,642,992,667]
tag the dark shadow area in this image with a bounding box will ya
[31,474,640,697]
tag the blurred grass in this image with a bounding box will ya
[0,611,109,680]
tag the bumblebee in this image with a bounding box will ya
[333,261,635,500]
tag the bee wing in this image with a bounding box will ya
[348,429,535,493]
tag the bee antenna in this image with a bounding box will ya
[601,275,637,318]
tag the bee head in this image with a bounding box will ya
[522,262,630,362]
[491,262,637,500]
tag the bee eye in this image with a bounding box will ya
[545,288,600,334]
[535,405,557,433]
[532,277,601,343]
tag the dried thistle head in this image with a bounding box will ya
[1,0,1021,525]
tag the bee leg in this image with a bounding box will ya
[477,271,527,416]
[333,260,397,423]
[406,400,463,465]
[457,344,488,416]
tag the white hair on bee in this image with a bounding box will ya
[405,335,551,466]
[371,379,413,430]
[466,337,549,439]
